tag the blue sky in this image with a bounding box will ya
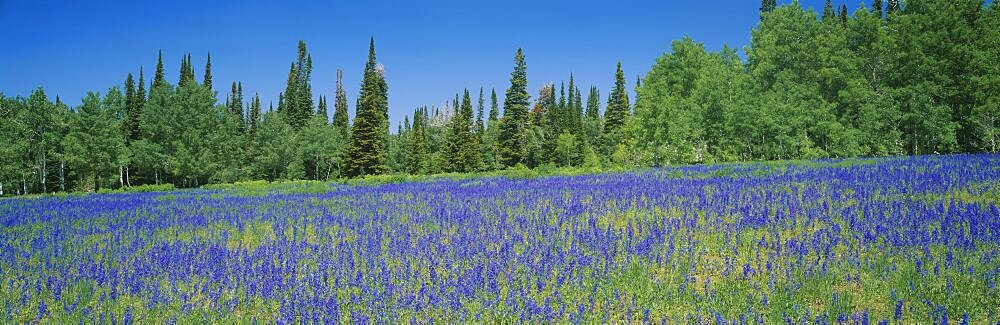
[1,0,864,127]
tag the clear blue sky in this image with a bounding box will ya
[0,0,863,127]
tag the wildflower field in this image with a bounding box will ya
[1,154,999,323]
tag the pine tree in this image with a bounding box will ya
[178,53,195,87]
[445,89,478,172]
[137,67,146,104]
[333,69,350,139]
[822,0,836,22]
[840,5,849,26]
[476,87,485,135]
[248,94,262,137]
[873,0,884,18]
[152,50,166,90]
[586,86,600,119]
[408,107,429,174]
[203,52,213,90]
[760,0,777,21]
[602,62,629,153]
[346,37,389,177]
[489,88,499,124]
[497,48,530,167]
[281,41,315,129]
[123,73,141,141]
[317,95,328,121]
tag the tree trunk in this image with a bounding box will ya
[155,170,159,185]
[1,182,4,196]
[119,166,124,188]
[40,151,47,193]
[59,159,65,192]
[125,166,131,187]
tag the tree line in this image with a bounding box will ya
[1,0,996,195]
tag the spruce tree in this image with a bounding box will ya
[602,62,629,153]
[248,94,262,137]
[840,5,849,26]
[476,87,485,135]
[317,96,328,121]
[760,0,777,20]
[346,37,389,177]
[586,86,600,119]
[123,73,141,141]
[137,67,146,104]
[203,52,213,90]
[497,48,530,167]
[333,69,350,139]
[873,0,884,18]
[822,0,836,22]
[445,89,478,172]
[153,51,166,90]
[489,88,499,124]
[408,107,429,174]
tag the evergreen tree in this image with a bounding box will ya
[248,94,262,138]
[137,67,146,105]
[123,73,141,141]
[203,52,213,90]
[873,0,884,18]
[152,50,166,90]
[476,87,485,135]
[332,69,350,139]
[586,86,600,119]
[346,37,389,177]
[602,62,630,154]
[760,0,777,20]
[445,89,478,172]
[823,0,836,22]
[497,48,530,167]
[408,107,430,174]
[489,88,499,124]
[317,95,328,120]
[840,5,849,26]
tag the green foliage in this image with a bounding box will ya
[497,48,530,167]
[62,90,127,191]
[346,38,389,177]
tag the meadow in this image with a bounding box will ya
[1,154,999,323]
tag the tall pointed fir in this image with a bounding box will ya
[153,50,166,90]
[489,88,499,124]
[248,94,262,138]
[602,62,629,154]
[333,69,350,139]
[760,0,777,20]
[123,73,141,141]
[445,89,478,172]
[497,48,530,167]
[137,67,146,104]
[822,0,836,22]
[346,37,389,177]
[203,52,213,90]
[408,107,429,174]
[586,86,600,119]
[840,5,849,26]
[873,0,883,18]
[317,96,328,121]
[476,87,485,135]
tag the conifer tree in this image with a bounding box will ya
[346,37,389,177]
[203,52,213,90]
[840,5,849,26]
[873,0,884,18]
[445,89,478,172]
[497,48,530,167]
[317,95,328,120]
[586,86,600,119]
[476,87,485,135]
[602,62,629,154]
[408,107,429,174]
[152,51,166,90]
[137,67,146,104]
[760,0,777,20]
[489,88,499,124]
[332,69,350,139]
[123,73,141,141]
[822,0,836,22]
[248,94,262,137]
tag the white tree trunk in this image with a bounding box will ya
[59,159,65,192]
[1,182,4,196]
[119,166,124,188]
[40,151,46,193]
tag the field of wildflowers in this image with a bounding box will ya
[1,154,999,323]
